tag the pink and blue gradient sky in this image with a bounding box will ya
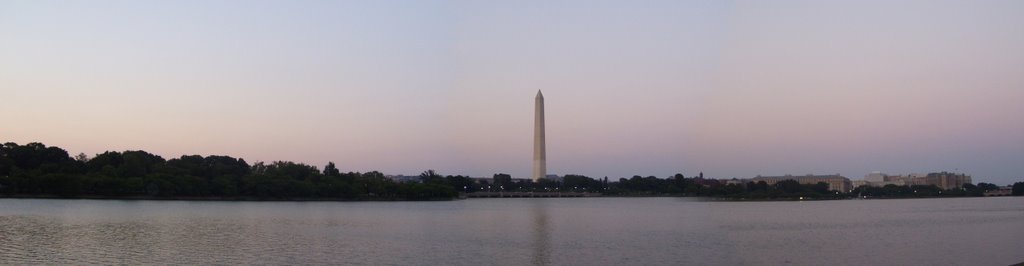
[2,0,1023,184]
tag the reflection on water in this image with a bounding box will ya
[0,197,1022,265]
[530,200,550,266]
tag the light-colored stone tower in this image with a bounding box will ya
[533,90,546,182]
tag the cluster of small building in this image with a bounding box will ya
[722,172,976,193]
[853,172,972,191]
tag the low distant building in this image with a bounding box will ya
[854,180,906,188]
[854,172,908,188]
[751,174,852,192]
[386,175,421,183]
[883,174,926,186]
[919,172,971,190]
[865,172,886,183]
[723,178,746,185]
[860,172,971,190]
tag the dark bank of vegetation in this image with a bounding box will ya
[604,174,849,200]
[3,142,1022,201]
[458,173,1021,200]
[601,174,1024,200]
[0,142,461,200]
[482,173,845,199]
[851,183,1021,198]
[492,173,1023,200]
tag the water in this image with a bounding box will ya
[0,197,1021,265]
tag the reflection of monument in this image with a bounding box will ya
[531,200,551,265]
[533,90,546,182]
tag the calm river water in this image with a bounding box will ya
[0,197,1021,265]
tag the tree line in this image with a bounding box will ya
[602,174,846,199]
[851,182,1022,198]
[2,142,1022,201]
[0,142,456,200]
[477,172,1023,200]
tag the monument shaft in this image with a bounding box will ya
[533,90,546,182]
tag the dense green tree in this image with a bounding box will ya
[563,174,603,191]
[976,183,999,191]
[323,162,341,177]
[0,142,457,200]
[87,151,124,173]
[118,150,165,178]
[492,173,512,187]
[444,175,476,192]
[670,173,689,191]
[746,181,768,193]
[420,170,444,184]
[810,182,830,194]
[775,180,803,194]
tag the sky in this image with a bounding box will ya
[2,0,1023,184]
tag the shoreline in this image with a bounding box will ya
[0,194,455,202]
[0,194,1007,203]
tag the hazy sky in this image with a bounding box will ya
[3,0,1023,184]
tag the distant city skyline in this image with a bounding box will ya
[2,1,1023,184]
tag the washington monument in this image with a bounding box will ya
[533,90,546,182]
